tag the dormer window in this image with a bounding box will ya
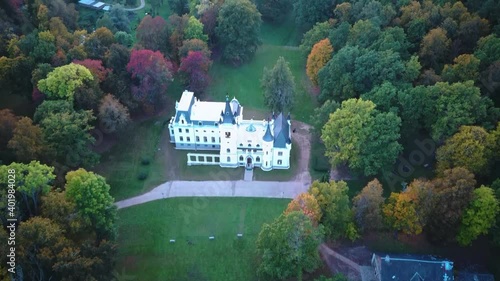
[225,132,231,138]
[198,121,202,126]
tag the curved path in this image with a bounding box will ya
[123,0,145,11]
[115,180,310,209]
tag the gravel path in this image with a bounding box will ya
[124,0,145,11]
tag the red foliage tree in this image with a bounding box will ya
[179,51,212,93]
[136,15,168,53]
[126,49,173,111]
[73,59,111,82]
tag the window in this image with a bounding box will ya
[212,145,215,148]
[211,137,215,143]
[266,151,268,155]
[198,122,202,125]
[256,157,260,162]
[248,144,251,147]
[203,136,207,142]
[256,144,260,148]
[265,161,268,166]
[180,136,184,141]
[227,156,230,162]
[187,137,190,142]
[278,151,283,156]
[225,132,231,138]
[181,120,185,124]
[171,130,174,135]
[227,148,230,153]
[186,129,189,133]
[239,143,243,147]
[196,136,200,142]
[178,128,182,133]
[239,156,244,161]
[278,160,282,165]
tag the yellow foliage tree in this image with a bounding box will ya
[285,192,322,224]
[306,38,333,86]
[383,192,422,235]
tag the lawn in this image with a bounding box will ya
[253,139,300,181]
[116,197,290,281]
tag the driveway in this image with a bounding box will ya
[124,0,145,11]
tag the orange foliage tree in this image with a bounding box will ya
[285,192,322,224]
[306,38,333,86]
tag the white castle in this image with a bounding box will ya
[168,91,292,171]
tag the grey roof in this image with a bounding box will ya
[456,272,494,281]
[230,98,241,117]
[221,95,235,124]
[263,123,273,142]
[174,94,195,123]
[273,113,291,148]
[373,253,454,281]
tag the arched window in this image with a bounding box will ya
[248,144,251,147]
[256,157,260,162]
[265,161,268,166]
[227,148,230,153]
[227,156,230,162]
[239,156,243,161]
[256,144,260,148]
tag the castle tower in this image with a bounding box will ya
[261,121,274,171]
[219,95,238,168]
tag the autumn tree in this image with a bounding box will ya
[184,16,208,42]
[285,193,322,224]
[306,38,333,86]
[383,192,423,235]
[436,126,493,175]
[8,117,46,162]
[179,51,212,93]
[178,38,211,59]
[0,109,18,149]
[457,186,499,246]
[216,0,262,65]
[98,94,130,133]
[308,180,352,239]
[419,27,451,69]
[322,99,402,176]
[136,15,168,52]
[261,56,295,112]
[426,167,476,243]
[352,179,385,232]
[0,161,55,219]
[37,63,94,102]
[65,169,117,240]
[126,49,173,112]
[73,59,111,83]
[256,211,324,281]
[441,54,480,83]
[84,27,115,59]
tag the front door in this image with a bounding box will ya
[246,157,253,170]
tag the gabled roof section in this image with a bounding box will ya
[263,122,273,142]
[273,113,291,148]
[174,91,195,123]
[222,95,235,124]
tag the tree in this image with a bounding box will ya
[261,56,295,112]
[178,38,211,59]
[352,179,385,232]
[184,16,208,42]
[105,43,130,73]
[257,0,292,23]
[37,63,94,102]
[299,21,331,57]
[98,94,130,133]
[168,0,189,15]
[109,5,131,33]
[200,3,219,43]
[65,169,117,240]
[84,27,115,59]
[427,81,487,141]
[73,59,111,83]
[114,31,133,47]
[8,117,46,162]
[33,100,73,123]
[126,49,173,112]
[315,274,349,281]
[256,211,324,281]
[306,38,333,86]
[0,161,55,219]
[293,0,334,27]
[436,126,493,175]
[285,193,322,224]
[321,99,402,176]
[383,192,423,234]
[426,167,476,243]
[216,0,262,65]
[441,54,480,82]
[39,108,99,168]
[457,186,499,246]
[179,51,212,93]
[136,15,168,52]
[0,109,18,149]
[474,35,500,69]
[30,31,56,64]
[308,180,351,239]
[419,27,451,69]
[311,100,340,133]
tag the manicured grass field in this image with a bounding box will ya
[116,197,290,281]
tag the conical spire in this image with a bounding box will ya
[222,94,235,124]
[262,121,273,142]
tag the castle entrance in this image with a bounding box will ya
[246,156,253,170]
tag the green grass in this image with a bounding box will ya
[116,197,290,281]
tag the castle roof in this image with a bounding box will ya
[221,95,236,124]
[273,113,291,148]
[263,122,273,142]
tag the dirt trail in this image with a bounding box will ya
[291,121,312,184]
